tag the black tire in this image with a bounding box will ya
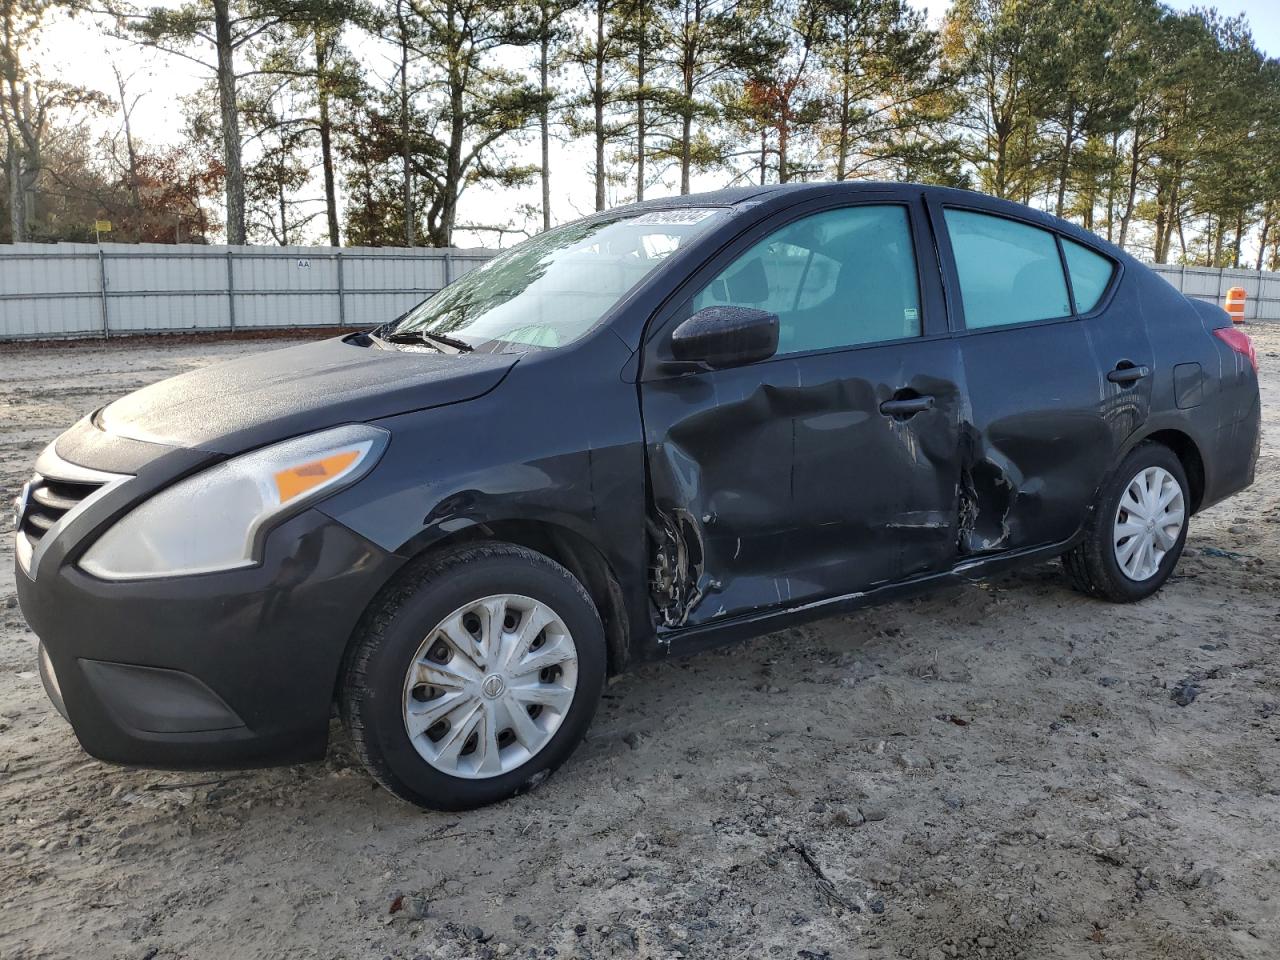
[1063,442,1190,603]
[339,541,606,810]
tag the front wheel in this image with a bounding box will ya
[1063,442,1189,603]
[340,542,606,810]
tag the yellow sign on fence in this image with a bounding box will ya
[94,220,111,233]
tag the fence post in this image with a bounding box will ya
[336,250,345,328]
[444,249,454,288]
[226,248,237,331]
[97,248,111,339]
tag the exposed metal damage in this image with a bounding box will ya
[956,456,1016,553]
[649,508,708,627]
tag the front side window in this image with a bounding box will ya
[944,209,1071,329]
[1062,238,1116,313]
[690,205,922,355]
[385,208,727,352]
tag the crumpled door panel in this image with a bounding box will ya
[953,315,1147,554]
[642,339,965,628]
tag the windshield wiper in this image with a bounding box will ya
[382,329,474,354]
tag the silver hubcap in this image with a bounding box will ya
[1113,466,1185,582]
[402,594,578,779]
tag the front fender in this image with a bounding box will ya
[313,338,654,661]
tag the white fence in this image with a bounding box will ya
[0,242,494,340]
[0,241,1277,341]
[1148,263,1280,322]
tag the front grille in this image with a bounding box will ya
[19,475,103,552]
[16,442,130,578]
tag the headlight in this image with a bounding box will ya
[79,424,389,580]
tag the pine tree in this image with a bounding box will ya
[813,0,950,182]
[941,0,1059,200]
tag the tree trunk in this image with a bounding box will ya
[113,69,142,215]
[1166,175,1182,263]
[777,111,789,184]
[679,99,691,194]
[398,3,414,247]
[677,0,703,195]
[835,62,851,181]
[1153,170,1181,264]
[539,20,552,231]
[594,2,606,211]
[6,135,21,243]
[635,0,645,202]
[436,0,466,248]
[316,30,340,246]
[1018,123,1034,205]
[1105,132,1118,243]
[1118,135,1141,250]
[21,150,33,226]
[441,82,464,246]
[213,0,245,245]
[1257,204,1274,271]
[993,127,1009,199]
[1054,102,1075,219]
[278,180,289,245]
[1153,184,1168,263]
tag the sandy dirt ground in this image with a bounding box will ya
[1,327,1277,960]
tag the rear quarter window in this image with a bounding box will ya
[1062,239,1116,312]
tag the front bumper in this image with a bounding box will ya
[17,509,402,769]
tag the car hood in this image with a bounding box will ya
[98,336,518,454]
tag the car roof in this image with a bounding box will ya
[603,181,1135,264]
[612,182,908,212]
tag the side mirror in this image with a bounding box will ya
[668,306,779,370]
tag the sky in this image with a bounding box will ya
[30,0,1280,247]
[913,0,1280,54]
[1176,0,1279,51]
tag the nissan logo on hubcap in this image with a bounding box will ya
[481,674,506,699]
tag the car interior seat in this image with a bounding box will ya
[1009,258,1070,323]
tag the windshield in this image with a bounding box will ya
[380,208,727,353]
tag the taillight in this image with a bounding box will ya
[1213,326,1258,372]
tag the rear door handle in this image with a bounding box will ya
[879,395,935,417]
[1107,365,1150,384]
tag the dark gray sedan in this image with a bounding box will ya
[16,183,1261,809]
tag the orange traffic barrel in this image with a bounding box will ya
[1225,286,1246,323]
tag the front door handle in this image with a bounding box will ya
[879,395,935,417]
[1107,364,1149,384]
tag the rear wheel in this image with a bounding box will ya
[340,542,605,810]
[1063,443,1189,603]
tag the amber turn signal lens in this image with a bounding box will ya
[273,450,361,503]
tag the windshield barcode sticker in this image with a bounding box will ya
[631,209,719,225]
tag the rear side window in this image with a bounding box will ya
[1062,239,1115,312]
[944,209,1071,329]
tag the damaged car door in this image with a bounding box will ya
[933,202,1152,555]
[640,198,964,629]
